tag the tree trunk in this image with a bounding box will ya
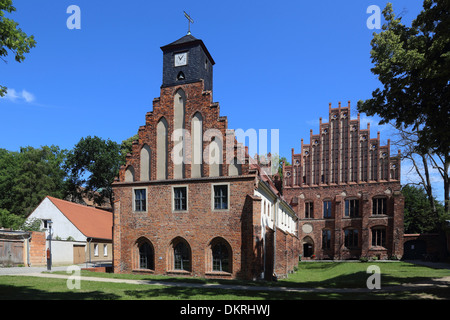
[421,153,437,216]
[444,154,449,214]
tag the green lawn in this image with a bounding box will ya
[280,261,450,288]
[0,261,449,300]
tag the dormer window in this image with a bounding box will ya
[177,71,185,81]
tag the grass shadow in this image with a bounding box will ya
[0,276,120,300]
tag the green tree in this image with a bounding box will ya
[0,0,36,96]
[64,136,122,207]
[402,185,446,234]
[120,133,139,164]
[0,208,23,229]
[0,146,67,216]
[357,1,450,213]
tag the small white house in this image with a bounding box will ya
[27,196,112,266]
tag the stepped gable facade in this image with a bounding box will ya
[283,102,404,260]
[112,34,299,280]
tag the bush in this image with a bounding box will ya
[0,209,25,230]
[359,257,369,263]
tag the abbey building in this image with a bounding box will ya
[283,103,404,260]
[112,34,404,280]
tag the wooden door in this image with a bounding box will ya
[73,245,85,264]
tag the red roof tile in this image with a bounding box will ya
[47,196,112,240]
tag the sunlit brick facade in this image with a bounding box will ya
[112,34,299,280]
[283,102,404,260]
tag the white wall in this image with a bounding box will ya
[27,197,87,242]
[50,240,85,265]
[254,184,297,236]
[254,186,275,237]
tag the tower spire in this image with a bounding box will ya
[184,11,194,35]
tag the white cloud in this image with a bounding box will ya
[2,88,19,101]
[21,90,35,103]
[0,88,36,104]
[359,115,389,133]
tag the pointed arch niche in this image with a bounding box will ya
[157,117,168,180]
[140,144,151,181]
[173,89,186,179]
[191,112,203,178]
[125,166,135,182]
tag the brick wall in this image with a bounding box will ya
[113,176,265,279]
[113,78,300,280]
[29,231,46,266]
[284,182,404,260]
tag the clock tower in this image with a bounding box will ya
[160,34,215,91]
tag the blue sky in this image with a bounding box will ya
[3,0,440,197]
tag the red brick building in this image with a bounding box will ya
[112,33,405,280]
[112,34,299,280]
[283,103,404,260]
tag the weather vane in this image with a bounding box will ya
[184,11,194,35]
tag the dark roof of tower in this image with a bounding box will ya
[160,34,215,65]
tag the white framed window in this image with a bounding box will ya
[103,244,108,257]
[133,187,148,213]
[42,219,51,229]
[172,185,188,212]
[94,244,99,257]
[212,183,230,211]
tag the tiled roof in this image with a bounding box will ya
[47,196,112,240]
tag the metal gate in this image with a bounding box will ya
[0,241,24,266]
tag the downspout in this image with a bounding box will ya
[26,232,31,267]
[273,199,278,281]
[88,237,92,268]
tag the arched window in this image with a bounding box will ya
[212,243,229,272]
[208,237,232,273]
[134,238,154,271]
[140,145,151,181]
[157,117,168,180]
[139,241,154,270]
[174,241,191,271]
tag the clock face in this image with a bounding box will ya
[174,52,187,67]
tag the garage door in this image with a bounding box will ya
[0,241,24,266]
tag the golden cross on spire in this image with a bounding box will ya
[184,11,194,35]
